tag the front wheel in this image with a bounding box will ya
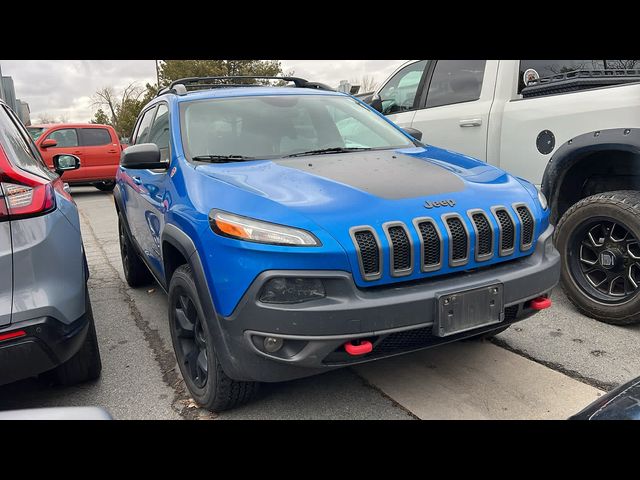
[554,191,640,325]
[168,264,259,412]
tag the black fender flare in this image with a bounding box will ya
[541,128,640,222]
[161,224,244,379]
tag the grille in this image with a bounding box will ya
[516,206,534,247]
[374,326,435,356]
[354,230,380,276]
[387,225,411,272]
[495,209,515,253]
[472,212,493,257]
[417,221,441,268]
[446,217,468,262]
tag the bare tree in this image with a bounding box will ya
[349,75,378,94]
[36,112,57,124]
[92,82,145,137]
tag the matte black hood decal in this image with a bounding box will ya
[275,150,465,200]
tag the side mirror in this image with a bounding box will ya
[41,138,58,148]
[369,95,383,113]
[403,127,423,142]
[121,143,168,170]
[53,154,80,176]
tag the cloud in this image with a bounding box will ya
[0,60,406,122]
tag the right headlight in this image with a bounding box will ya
[537,189,548,210]
[209,209,320,246]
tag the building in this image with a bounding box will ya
[0,64,31,125]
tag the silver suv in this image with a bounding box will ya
[0,99,101,386]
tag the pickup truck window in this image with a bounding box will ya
[518,60,640,93]
[79,128,112,146]
[425,60,486,108]
[46,128,79,148]
[378,60,427,115]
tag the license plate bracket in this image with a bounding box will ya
[435,284,504,337]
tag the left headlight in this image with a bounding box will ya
[537,189,548,210]
[209,209,320,246]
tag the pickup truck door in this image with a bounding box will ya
[375,60,429,130]
[128,103,171,278]
[77,127,120,181]
[410,60,498,161]
[38,127,83,179]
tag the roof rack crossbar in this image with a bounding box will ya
[156,76,334,97]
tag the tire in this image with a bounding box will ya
[168,264,259,412]
[118,212,154,288]
[47,289,102,386]
[554,190,640,325]
[463,325,510,341]
[95,181,115,192]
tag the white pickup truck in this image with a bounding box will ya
[366,59,640,325]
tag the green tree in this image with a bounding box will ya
[91,82,147,139]
[91,108,110,125]
[157,60,283,87]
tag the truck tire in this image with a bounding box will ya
[95,181,115,192]
[118,213,154,287]
[47,289,102,386]
[168,264,259,412]
[554,191,640,325]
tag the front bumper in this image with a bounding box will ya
[0,312,90,386]
[217,225,561,382]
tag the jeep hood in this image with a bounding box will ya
[195,146,534,225]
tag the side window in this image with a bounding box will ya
[0,106,53,179]
[518,60,640,93]
[46,128,79,148]
[79,128,112,146]
[377,60,428,115]
[425,60,486,108]
[147,104,170,162]
[132,107,157,145]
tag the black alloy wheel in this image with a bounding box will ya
[172,290,209,389]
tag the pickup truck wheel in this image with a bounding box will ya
[46,288,102,386]
[118,213,153,287]
[168,264,259,412]
[95,181,115,192]
[554,191,640,325]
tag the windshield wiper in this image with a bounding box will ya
[284,147,372,158]
[192,155,255,163]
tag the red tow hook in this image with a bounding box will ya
[344,339,373,356]
[530,296,552,310]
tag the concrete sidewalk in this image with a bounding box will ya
[355,341,603,419]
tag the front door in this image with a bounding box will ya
[77,127,120,181]
[38,127,83,179]
[411,60,496,161]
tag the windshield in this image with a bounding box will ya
[26,127,46,142]
[180,94,417,160]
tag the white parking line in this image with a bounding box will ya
[354,341,604,419]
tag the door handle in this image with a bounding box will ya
[108,149,118,153]
[132,176,142,185]
[459,118,482,127]
[72,150,83,155]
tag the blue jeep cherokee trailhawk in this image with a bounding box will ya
[115,76,561,411]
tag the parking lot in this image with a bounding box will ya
[1,187,639,419]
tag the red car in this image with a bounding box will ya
[27,123,122,191]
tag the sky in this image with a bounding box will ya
[0,60,406,123]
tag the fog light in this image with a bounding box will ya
[259,277,326,304]
[264,336,284,353]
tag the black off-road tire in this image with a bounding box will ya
[95,181,116,192]
[118,212,154,287]
[554,190,640,325]
[168,264,259,412]
[47,290,102,386]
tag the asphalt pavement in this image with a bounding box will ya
[2,186,638,419]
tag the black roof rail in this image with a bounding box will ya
[156,76,334,97]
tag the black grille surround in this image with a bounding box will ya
[513,203,535,250]
[413,217,443,272]
[468,209,494,261]
[383,222,413,276]
[442,214,470,267]
[350,205,535,281]
[492,206,516,256]
[350,227,382,281]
